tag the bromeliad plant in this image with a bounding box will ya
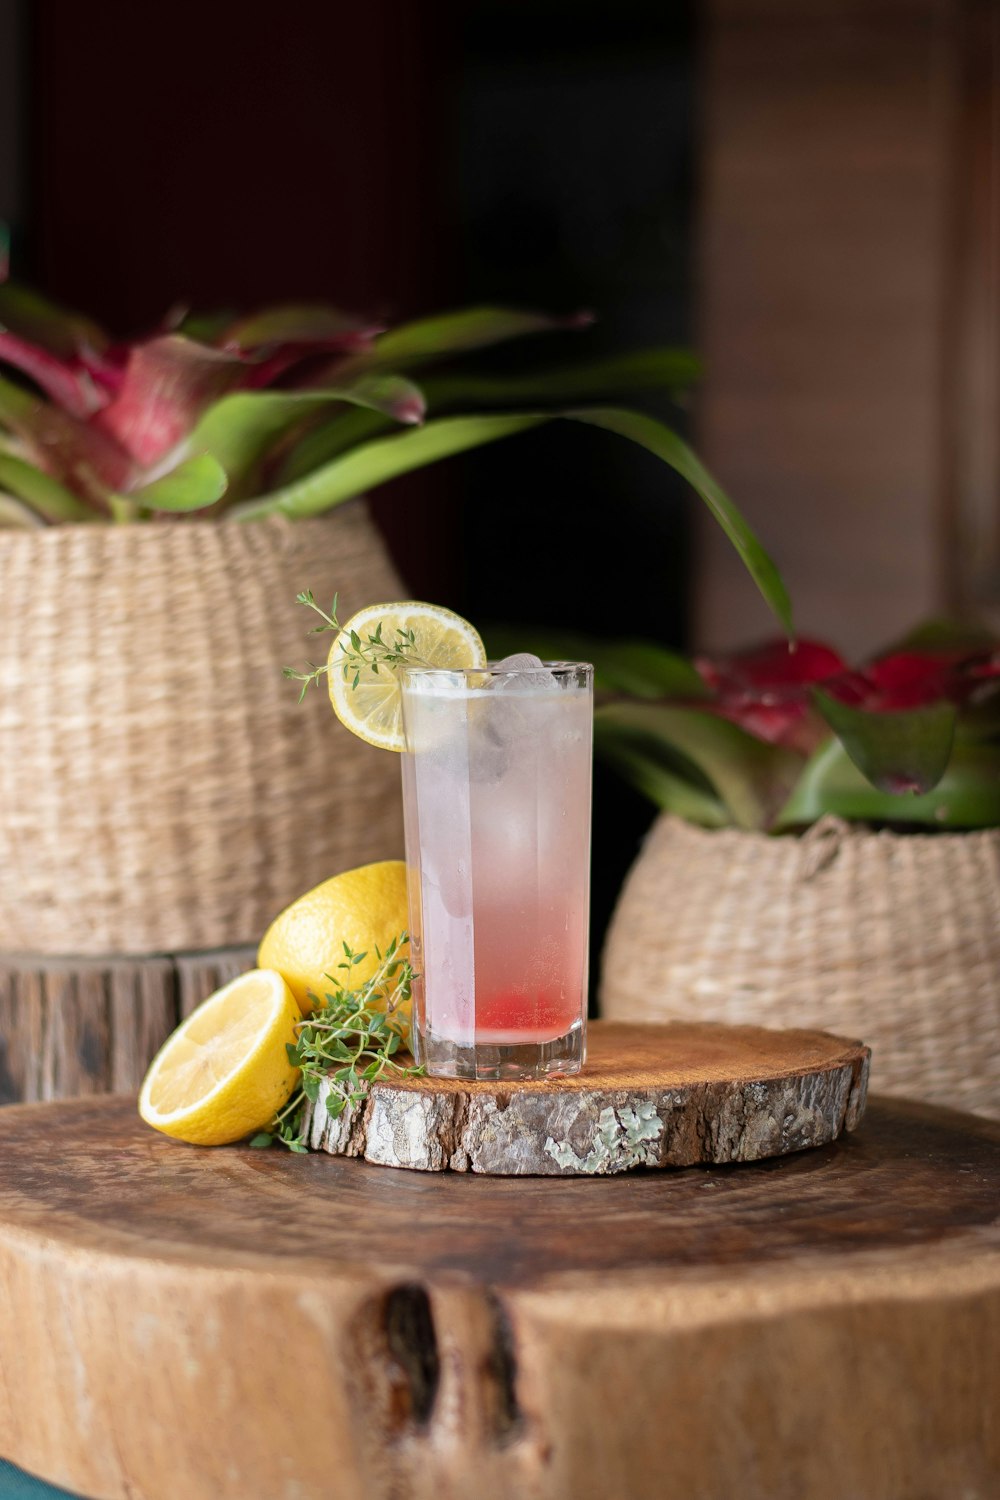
[0,274,790,632]
[500,621,1000,831]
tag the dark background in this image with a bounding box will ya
[9,1,697,634]
[1,0,699,994]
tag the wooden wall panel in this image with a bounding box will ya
[945,0,1000,627]
[697,0,957,655]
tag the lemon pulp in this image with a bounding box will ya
[138,969,301,1145]
[327,599,486,752]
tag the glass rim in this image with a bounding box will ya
[399,659,593,679]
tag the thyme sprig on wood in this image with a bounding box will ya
[250,932,421,1152]
[283,591,435,701]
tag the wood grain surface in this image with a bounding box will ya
[0,946,255,1104]
[308,1020,870,1173]
[0,1094,998,1500]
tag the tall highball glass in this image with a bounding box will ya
[399,660,593,1080]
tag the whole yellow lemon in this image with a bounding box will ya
[258,860,410,1019]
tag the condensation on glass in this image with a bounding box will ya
[399,661,593,1080]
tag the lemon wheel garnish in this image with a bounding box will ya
[138,969,302,1146]
[327,600,486,752]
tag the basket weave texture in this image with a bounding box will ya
[0,507,405,956]
[601,814,1000,1119]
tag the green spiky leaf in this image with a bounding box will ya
[812,688,957,795]
[275,406,394,483]
[183,376,424,495]
[776,735,1000,830]
[593,715,730,826]
[485,625,708,700]
[0,453,92,522]
[569,407,793,637]
[595,702,802,830]
[230,413,549,522]
[418,347,702,410]
[222,304,369,349]
[130,452,228,512]
[364,305,587,367]
[0,492,46,528]
[276,348,701,486]
[234,405,790,634]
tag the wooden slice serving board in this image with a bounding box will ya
[307,1019,870,1172]
[0,1092,999,1500]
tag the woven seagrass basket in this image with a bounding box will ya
[601,814,1000,1119]
[0,505,405,957]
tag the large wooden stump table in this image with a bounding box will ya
[0,1081,997,1497]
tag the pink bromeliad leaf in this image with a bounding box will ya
[0,370,133,498]
[0,284,118,417]
[92,336,248,466]
[78,343,128,395]
[244,339,381,390]
[222,304,382,391]
[0,329,107,417]
[221,303,375,351]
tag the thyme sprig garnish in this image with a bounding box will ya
[250,931,422,1153]
[283,591,435,701]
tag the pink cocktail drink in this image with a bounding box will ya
[399,660,593,1079]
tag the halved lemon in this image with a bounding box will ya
[138,969,301,1145]
[327,600,487,751]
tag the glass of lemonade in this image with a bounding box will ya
[399,656,593,1080]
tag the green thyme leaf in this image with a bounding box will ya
[284,589,441,697]
[257,929,420,1151]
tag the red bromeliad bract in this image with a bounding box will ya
[595,623,1000,830]
[695,639,848,754]
[606,629,1000,823]
[697,638,998,729]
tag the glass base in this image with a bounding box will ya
[415,1020,586,1081]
